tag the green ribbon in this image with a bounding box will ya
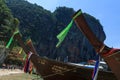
[5,30,19,48]
[73,10,82,20]
[56,20,73,47]
[56,10,82,47]
[23,54,27,60]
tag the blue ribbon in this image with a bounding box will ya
[92,54,100,80]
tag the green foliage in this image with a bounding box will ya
[4,57,23,66]
[13,18,20,27]
[0,0,19,43]
[4,47,24,66]
[0,0,21,65]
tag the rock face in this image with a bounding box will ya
[6,0,106,63]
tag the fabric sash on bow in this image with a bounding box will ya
[24,51,33,73]
[56,10,82,47]
[5,30,19,48]
[92,55,100,80]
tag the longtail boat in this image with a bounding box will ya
[73,9,120,80]
[7,9,117,80]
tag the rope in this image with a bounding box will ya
[102,48,120,57]
[99,45,105,53]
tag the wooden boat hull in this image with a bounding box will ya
[30,54,117,80]
[14,33,117,80]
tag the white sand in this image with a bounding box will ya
[0,69,24,76]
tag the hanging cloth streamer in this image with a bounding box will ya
[56,10,82,47]
[92,54,100,80]
[24,51,33,73]
[23,54,27,60]
[56,20,73,47]
[5,30,19,48]
[18,48,23,54]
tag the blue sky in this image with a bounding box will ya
[27,0,120,48]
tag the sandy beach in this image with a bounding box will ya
[0,69,43,80]
[0,69,24,76]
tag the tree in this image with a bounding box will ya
[0,0,19,41]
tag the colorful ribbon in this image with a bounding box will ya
[23,54,27,60]
[102,48,120,57]
[56,20,73,47]
[92,54,100,80]
[24,51,33,73]
[56,10,82,47]
[18,48,23,54]
[5,30,19,48]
